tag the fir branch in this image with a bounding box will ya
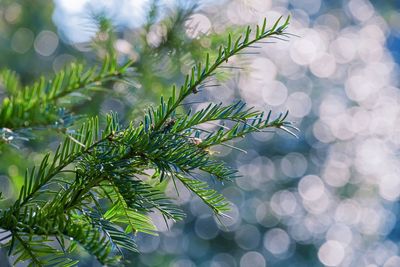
[171,101,259,133]
[151,16,291,130]
[198,110,298,148]
[110,175,185,222]
[0,16,294,266]
[14,115,114,209]
[0,56,133,131]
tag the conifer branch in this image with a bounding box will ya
[152,16,290,130]
[0,16,294,266]
[0,56,133,132]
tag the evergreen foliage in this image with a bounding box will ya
[0,15,295,266]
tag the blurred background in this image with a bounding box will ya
[1,0,400,266]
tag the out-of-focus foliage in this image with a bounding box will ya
[0,0,79,81]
